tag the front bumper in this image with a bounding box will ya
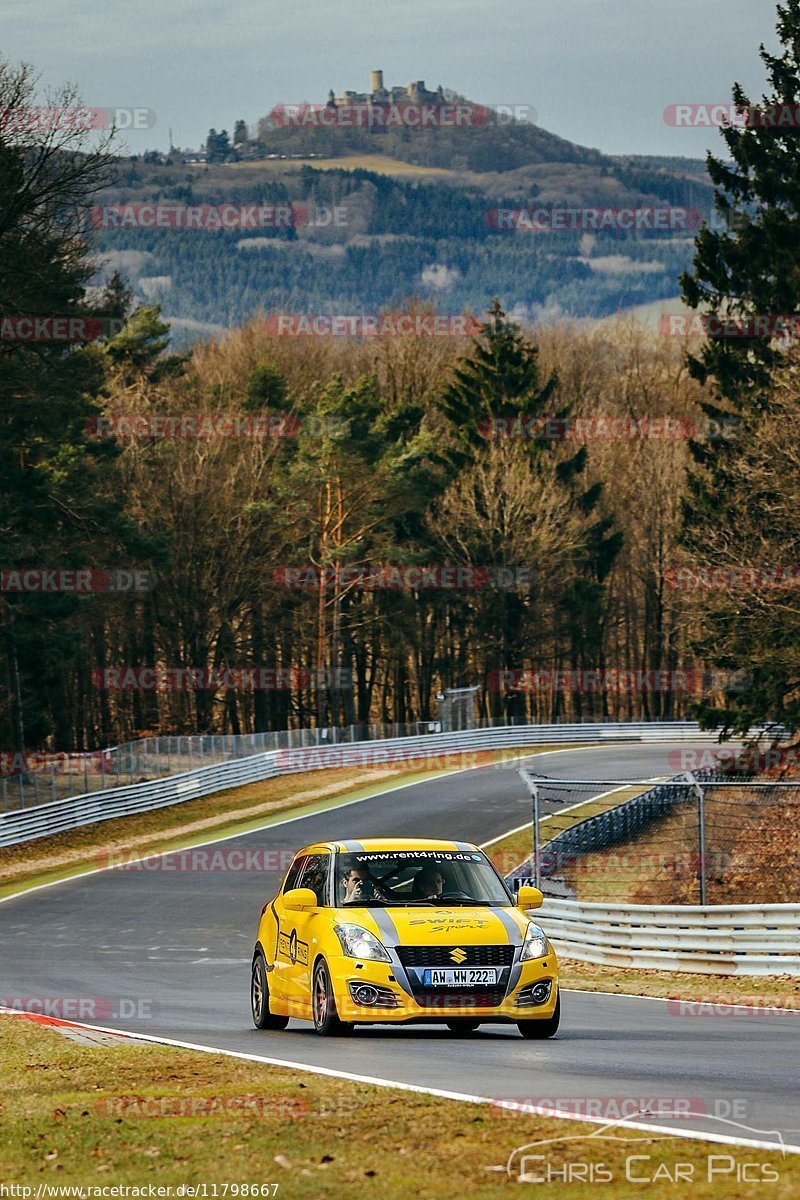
[327,950,559,1024]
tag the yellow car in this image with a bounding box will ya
[250,837,559,1037]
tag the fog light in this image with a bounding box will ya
[355,984,379,1005]
[516,979,553,1008]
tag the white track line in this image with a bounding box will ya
[0,1007,795,1155]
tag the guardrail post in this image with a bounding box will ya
[518,768,541,888]
[684,771,707,905]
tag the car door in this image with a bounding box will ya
[267,853,307,1001]
[275,852,331,1010]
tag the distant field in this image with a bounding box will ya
[226,154,458,177]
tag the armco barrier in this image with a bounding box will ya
[531,897,800,976]
[0,721,723,848]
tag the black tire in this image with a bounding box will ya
[517,991,560,1039]
[446,1019,481,1035]
[312,959,354,1037]
[251,950,289,1030]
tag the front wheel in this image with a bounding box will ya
[312,960,353,1037]
[517,991,560,1039]
[251,951,289,1030]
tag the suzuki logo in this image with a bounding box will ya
[450,947,467,964]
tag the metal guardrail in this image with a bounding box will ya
[0,721,724,848]
[531,897,800,976]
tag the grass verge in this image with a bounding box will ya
[0,1015,795,1196]
[0,745,581,901]
[560,959,800,1009]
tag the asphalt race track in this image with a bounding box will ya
[1,743,798,1151]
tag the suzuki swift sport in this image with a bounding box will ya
[250,838,559,1037]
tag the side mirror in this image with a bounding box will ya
[516,885,543,911]
[283,887,318,912]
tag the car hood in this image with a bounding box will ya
[340,904,531,947]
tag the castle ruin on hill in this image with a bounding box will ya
[327,70,446,109]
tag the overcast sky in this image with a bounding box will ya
[3,0,780,158]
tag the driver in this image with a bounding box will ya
[341,865,389,904]
[411,865,446,900]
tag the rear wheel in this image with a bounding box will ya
[251,951,289,1030]
[312,959,354,1037]
[517,992,560,1039]
[446,1019,481,1035]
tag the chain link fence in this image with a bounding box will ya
[0,723,441,812]
[513,770,800,905]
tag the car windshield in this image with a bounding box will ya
[335,849,512,907]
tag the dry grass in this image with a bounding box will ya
[0,1015,795,1195]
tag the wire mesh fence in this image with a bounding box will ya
[512,770,800,905]
[0,712,681,814]
[0,723,440,812]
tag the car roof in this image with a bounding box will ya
[297,837,482,855]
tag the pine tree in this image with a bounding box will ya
[679,2,800,735]
[680,0,800,411]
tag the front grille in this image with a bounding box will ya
[397,944,515,968]
[414,988,507,1010]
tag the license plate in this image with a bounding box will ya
[423,968,498,987]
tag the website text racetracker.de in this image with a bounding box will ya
[487,206,702,232]
[89,667,352,691]
[489,1095,753,1121]
[272,565,532,589]
[98,848,297,872]
[486,668,750,693]
[267,101,536,128]
[263,314,481,338]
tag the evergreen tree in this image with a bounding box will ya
[678,3,800,735]
[681,0,800,411]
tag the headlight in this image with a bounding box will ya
[334,923,391,962]
[520,921,549,962]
